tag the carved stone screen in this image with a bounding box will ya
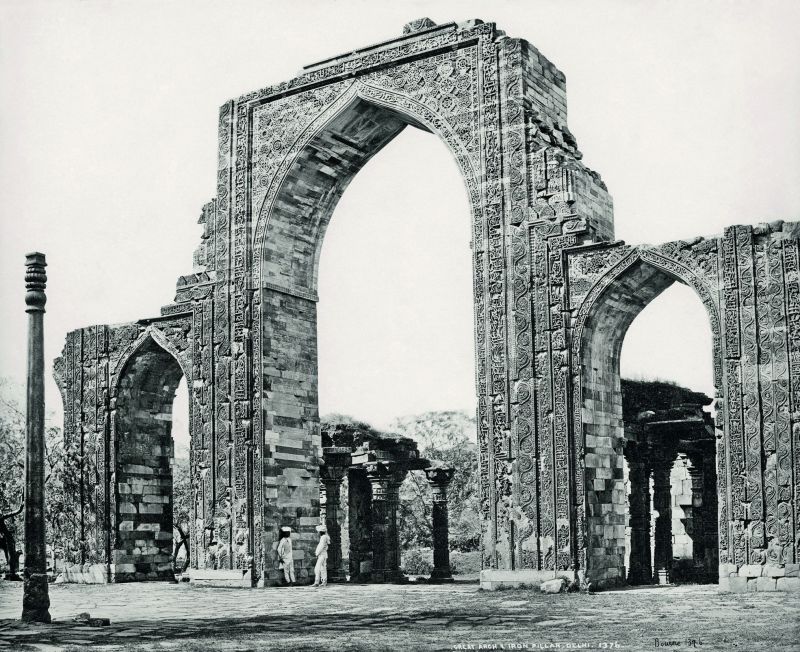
[54,17,799,591]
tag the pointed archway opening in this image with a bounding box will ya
[620,284,718,586]
[258,94,475,584]
[316,119,474,581]
[112,337,186,582]
[579,259,719,588]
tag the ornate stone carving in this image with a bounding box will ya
[50,19,798,593]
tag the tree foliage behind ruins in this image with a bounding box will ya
[0,379,81,572]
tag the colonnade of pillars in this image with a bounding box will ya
[625,438,718,585]
[319,451,454,583]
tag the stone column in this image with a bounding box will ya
[320,448,350,583]
[625,447,652,585]
[687,455,705,579]
[22,253,51,623]
[651,449,675,585]
[425,467,455,583]
[384,470,407,583]
[347,468,371,582]
[366,463,391,583]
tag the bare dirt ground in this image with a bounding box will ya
[0,580,798,651]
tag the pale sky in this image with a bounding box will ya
[1,0,798,434]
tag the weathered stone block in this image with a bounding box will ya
[725,576,748,593]
[540,578,568,593]
[764,565,785,578]
[776,577,800,592]
[741,564,763,577]
[139,504,164,515]
[756,577,777,592]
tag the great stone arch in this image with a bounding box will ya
[54,17,800,592]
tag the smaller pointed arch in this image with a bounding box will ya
[110,326,190,396]
[110,328,188,582]
[573,247,721,587]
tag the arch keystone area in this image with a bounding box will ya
[54,19,799,593]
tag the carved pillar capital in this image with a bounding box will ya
[24,252,47,313]
[365,462,394,499]
[321,447,352,481]
[425,466,455,496]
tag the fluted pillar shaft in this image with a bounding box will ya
[687,459,705,575]
[366,464,390,583]
[320,449,349,583]
[385,471,406,581]
[652,450,675,584]
[22,253,51,623]
[347,468,371,581]
[425,467,454,582]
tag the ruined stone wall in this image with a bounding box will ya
[54,17,798,592]
[238,19,615,579]
[54,319,193,576]
[567,221,800,590]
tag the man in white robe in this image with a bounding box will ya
[313,524,330,587]
[276,526,295,585]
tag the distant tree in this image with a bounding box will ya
[390,411,480,552]
[0,381,27,579]
[0,378,80,575]
[42,424,81,561]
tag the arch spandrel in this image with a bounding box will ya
[569,242,723,388]
[250,48,484,294]
[253,85,481,295]
[109,325,192,396]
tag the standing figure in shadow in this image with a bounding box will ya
[277,526,295,586]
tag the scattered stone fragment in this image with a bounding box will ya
[540,578,567,594]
